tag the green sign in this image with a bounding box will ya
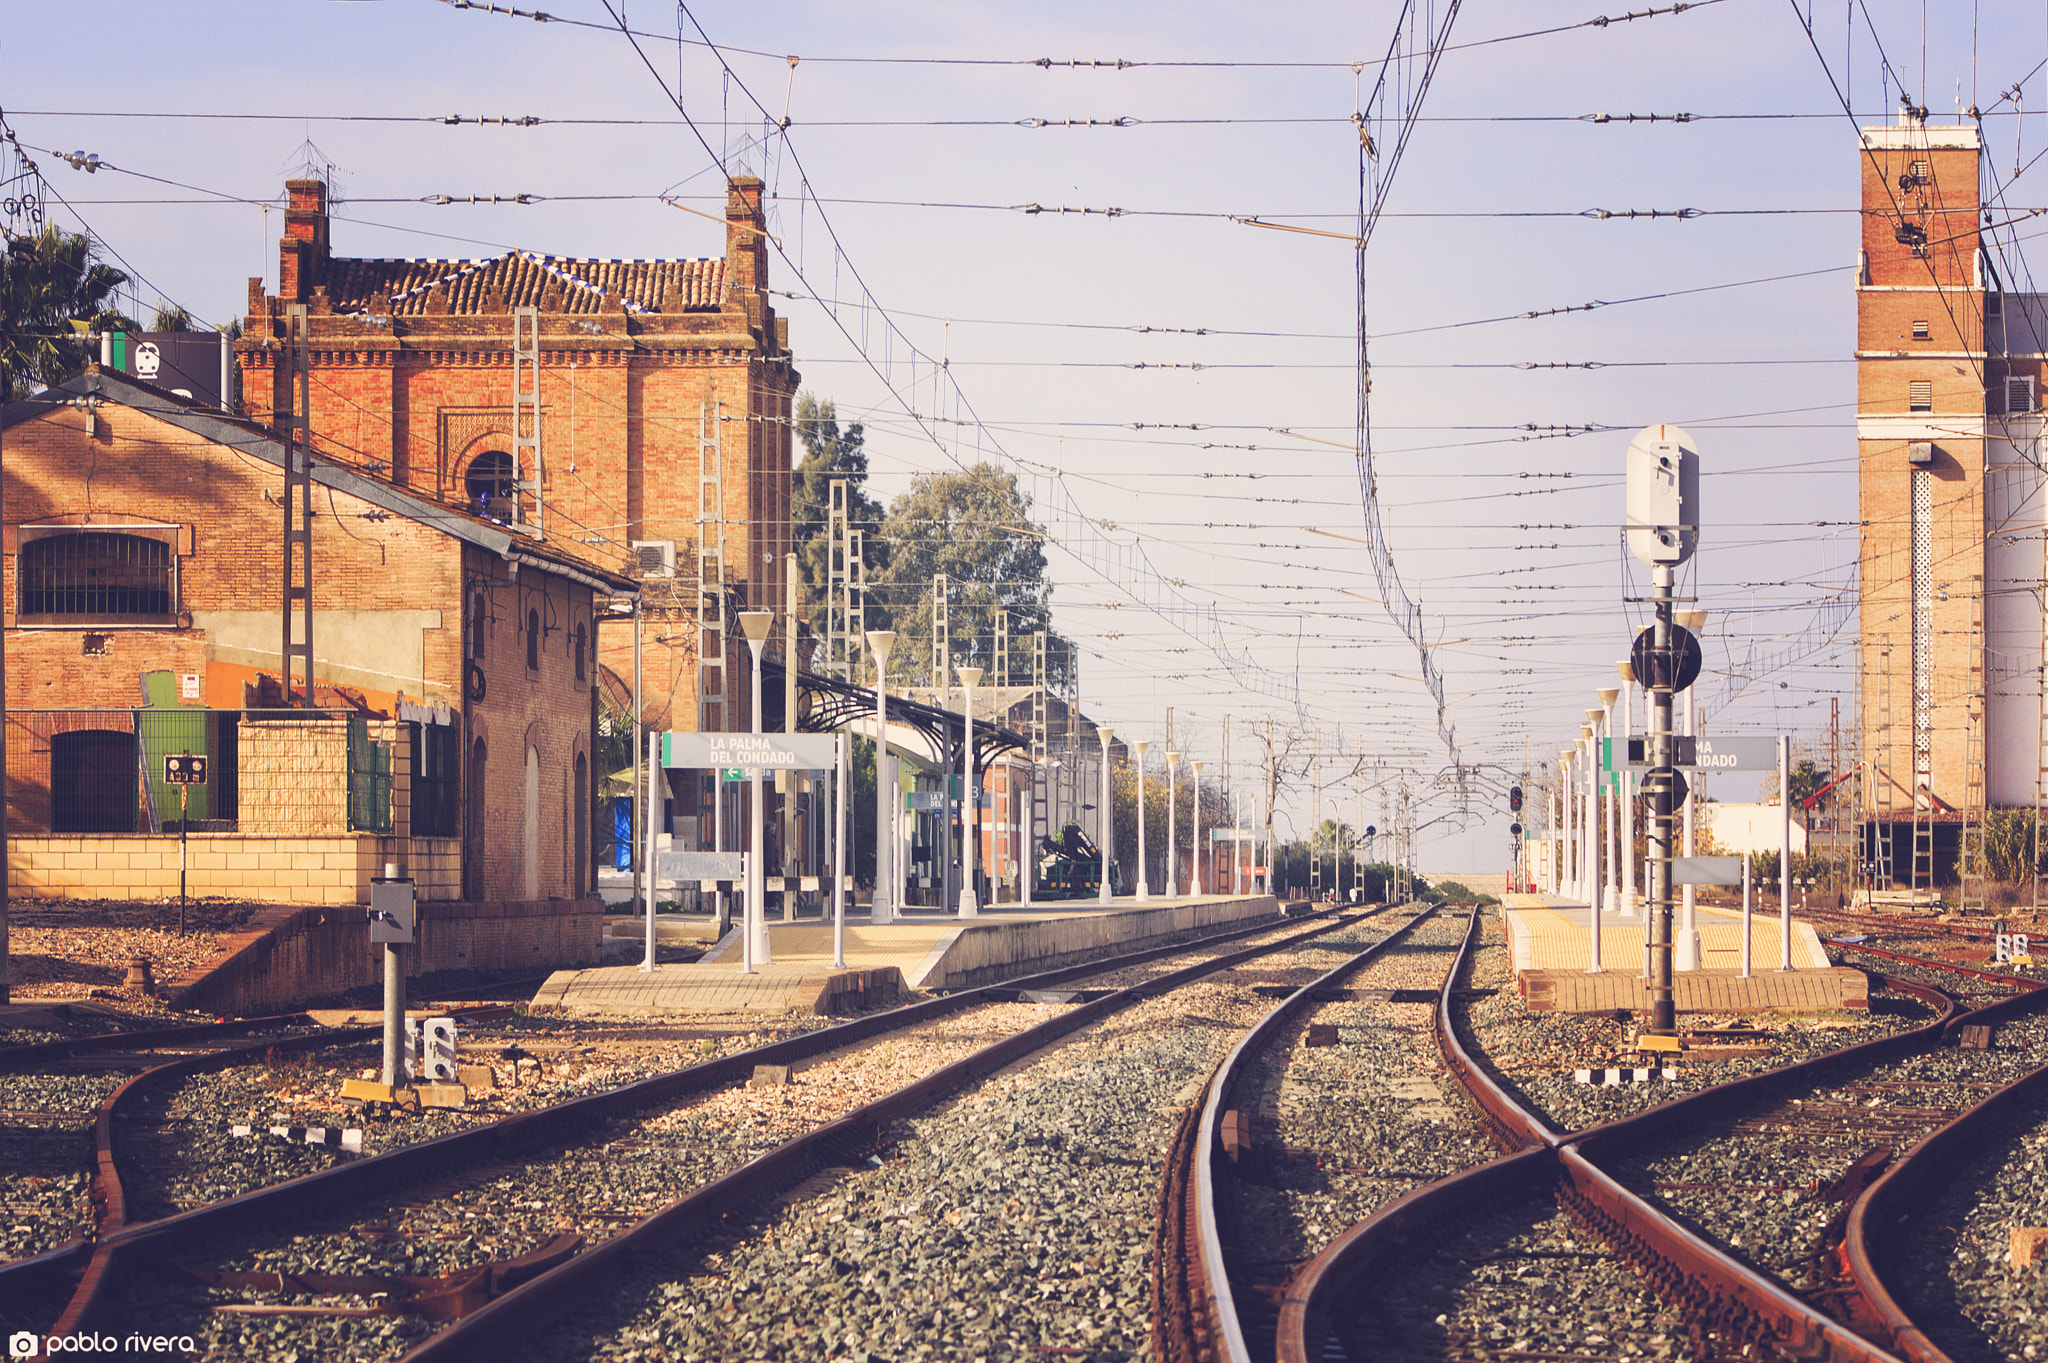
[720,767,745,783]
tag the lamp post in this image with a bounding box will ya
[1598,688,1619,916]
[1559,750,1574,899]
[1131,739,1151,901]
[1617,660,1638,917]
[1097,728,1116,904]
[1190,760,1205,895]
[866,630,897,925]
[738,611,774,972]
[957,665,983,918]
[1582,716,1600,910]
[1165,751,1179,897]
[1582,720,1602,974]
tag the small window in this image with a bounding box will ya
[1988,292,2003,316]
[526,607,541,671]
[19,531,175,623]
[1911,319,1930,340]
[470,590,487,661]
[465,450,517,521]
[2005,376,2035,414]
[1908,379,1933,412]
[573,622,587,681]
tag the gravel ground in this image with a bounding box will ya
[112,913,1354,1223]
[1885,1081,2048,1363]
[4,897,264,1005]
[496,915,1406,1361]
[1230,910,1498,1294]
[1604,1009,2048,1300]
[0,1068,126,1260]
[1459,920,1939,1135]
[105,914,1384,1361]
[1329,1184,1698,1362]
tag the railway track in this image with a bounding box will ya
[1254,905,2048,1363]
[9,902,1399,1362]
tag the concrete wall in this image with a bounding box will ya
[168,895,603,1015]
[7,833,461,903]
[910,895,1282,990]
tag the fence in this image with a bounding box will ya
[4,708,417,837]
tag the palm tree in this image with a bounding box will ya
[1,225,138,401]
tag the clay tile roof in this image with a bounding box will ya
[320,251,725,317]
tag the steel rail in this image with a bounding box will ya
[1171,903,1445,1363]
[396,906,1386,1362]
[1843,1055,2048,1363]
[21,1005,515,1360]
[0,1012,321,1069]
[1432,901,1561,1153]
[1275,917,1995,1363]
[25,902,1347,1350]
[37,905,1341,1343]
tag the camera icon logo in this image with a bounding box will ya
[7,1331,37,1359]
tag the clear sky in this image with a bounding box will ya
[2,1,2034,869]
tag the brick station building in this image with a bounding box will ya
[2,368,636,919]
[235,175,799,736]
[1855,110,2045,884]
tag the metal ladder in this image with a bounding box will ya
[511,305,544,538]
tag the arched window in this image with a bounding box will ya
[464,450,517,520]
[526,607,540,671]
[19,532,174,622]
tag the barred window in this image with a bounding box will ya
[19,531,175,622]
[573,622,587,681]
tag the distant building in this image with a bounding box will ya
[2,369,637,906]
[1855,109,2040,892]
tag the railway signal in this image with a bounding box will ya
[1626,423,1700,1035]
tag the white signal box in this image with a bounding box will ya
[1625,424,1700,567]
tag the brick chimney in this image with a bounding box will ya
[279,178,330,304]
[724,176,766,297]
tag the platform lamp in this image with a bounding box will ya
[1559,749,1576,898]
[1190,760,1205,895]
[957,665,983,919]
[1165,750,1180,896]
[1131,739,1150,902]
[1616,660,1638,916]
[1597,688,1620,917]
[738,610,775,972]
[1580,720,1598,929]
[866,630,898,925]
[1097,727,1116,905]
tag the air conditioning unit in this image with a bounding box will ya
[1908,441,1934,465]
[631,540,676,578]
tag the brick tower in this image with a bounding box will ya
[1856,108,2041,892]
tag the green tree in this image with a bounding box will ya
[0,225,139,401]
[872,462,1070,688]
[150,303,196,332]
[791,394,889,647]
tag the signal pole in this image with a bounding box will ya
[1626,424,1700,1036]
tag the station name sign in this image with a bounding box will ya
[1617,735,1778,772]
[663,732,839,771]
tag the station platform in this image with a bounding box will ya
[1501,892,1869,1014]
[533,893,1282,1016]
